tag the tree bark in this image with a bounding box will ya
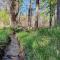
[35,0,40,29]
[28,0,32,29]
[49,0,52,27]
[10,0,19,29]
[57,0,60,25]
[49,4,52,27]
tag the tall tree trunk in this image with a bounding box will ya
[49,2,52,27]
[49,15,52,27]
[10,0,19,29]
[54,8,57,26]
[35,0,40,29]
[28,0,32,29]
[49,0,52,27]
[57,0,60,25]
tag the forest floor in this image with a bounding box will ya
[0,26,60,60]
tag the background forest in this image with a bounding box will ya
[0,0,60,60]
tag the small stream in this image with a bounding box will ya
[2,34,20,60]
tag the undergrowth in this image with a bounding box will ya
[17,26,60,60]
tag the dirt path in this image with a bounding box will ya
[2,34,20,60]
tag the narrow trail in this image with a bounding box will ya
[2,34,20,60]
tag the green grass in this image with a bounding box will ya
[0,28,12,49]
[17,27,60,60]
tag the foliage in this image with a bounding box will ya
[0,28,13,49]
[19,0,23,6]
[0,29,9,49]
[42,0,57,16]
[0,10,9,24]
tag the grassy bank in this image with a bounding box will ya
[17,27,60,60]
[0,28,12,49]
